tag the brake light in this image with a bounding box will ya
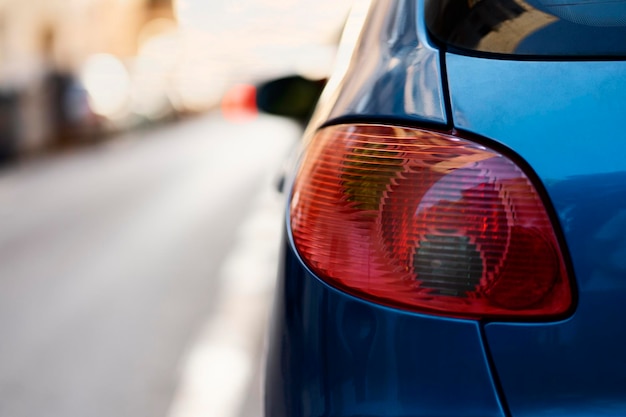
[290,124,572,319]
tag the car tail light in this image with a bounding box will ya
[290,124,572,319]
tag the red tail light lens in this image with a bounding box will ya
[290,124,572,319]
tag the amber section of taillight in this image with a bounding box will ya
[290,124,571,319]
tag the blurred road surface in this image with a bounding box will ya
[0,112,301,417]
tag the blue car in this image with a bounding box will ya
[264,0,626,416]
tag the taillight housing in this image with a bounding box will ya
[290,124,572,319]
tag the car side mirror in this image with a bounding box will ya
[256,75,326,123]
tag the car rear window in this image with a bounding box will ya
[425,0,626,57]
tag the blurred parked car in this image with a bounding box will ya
[0,89,20,162]
[263,0,626,416]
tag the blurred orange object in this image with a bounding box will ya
[221,84,258,122]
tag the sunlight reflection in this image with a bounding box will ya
[81,54,131,118]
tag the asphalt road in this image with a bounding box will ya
[0,112,300,417]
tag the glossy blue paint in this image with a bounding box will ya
[265,234,505,417]
[447,55,626,181]
[317,0,446,126]
[447,54,626,416]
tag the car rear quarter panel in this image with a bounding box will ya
[265,236,505,417]
[310,0,447,128]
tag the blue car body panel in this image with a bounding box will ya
[447,55,626,180]
[447,54,626,416]
[318,0,446,126]
[265,234,505,417]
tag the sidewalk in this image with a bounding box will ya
[165,174,286,417]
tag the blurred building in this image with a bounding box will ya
[0,0,174,159]
[0,0,352,161]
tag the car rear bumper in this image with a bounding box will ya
[264,230,505,417]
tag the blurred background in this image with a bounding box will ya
[0,0,353,416]
[0,0,351,156]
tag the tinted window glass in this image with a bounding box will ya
[426,0,626,57]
